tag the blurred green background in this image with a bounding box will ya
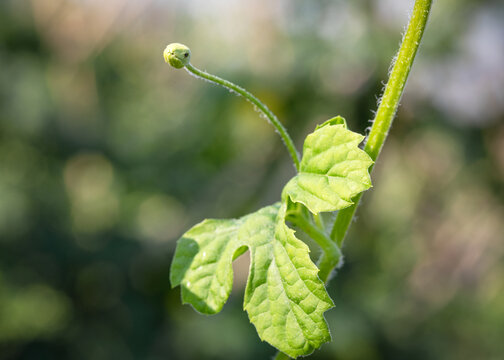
[1,0,503,359]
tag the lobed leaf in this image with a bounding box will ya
[170,203,334,358]
[283,121,373,214]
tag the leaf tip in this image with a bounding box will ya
[315,116,347,130]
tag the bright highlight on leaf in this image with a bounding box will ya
[283,121,373,214]
[170,203,334,358]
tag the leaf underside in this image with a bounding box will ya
[170,203,334,358]
[283,123,373,214]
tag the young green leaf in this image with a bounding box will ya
[315,115,347,130]
[283,121,373,214]
[170,203,334,358]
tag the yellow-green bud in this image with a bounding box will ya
[163,43,191,69]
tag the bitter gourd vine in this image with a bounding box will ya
[164,0,433,357]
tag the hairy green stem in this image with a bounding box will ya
[330,1,433,250]
[184,63,301,171]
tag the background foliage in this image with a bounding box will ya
[1,0,503,359]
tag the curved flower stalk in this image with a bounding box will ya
[164,43,300,171]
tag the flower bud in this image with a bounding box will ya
[163,43,191,69]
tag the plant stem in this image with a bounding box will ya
[313,213,325,230]
[185,63,301,171]
[330,0,433,249]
